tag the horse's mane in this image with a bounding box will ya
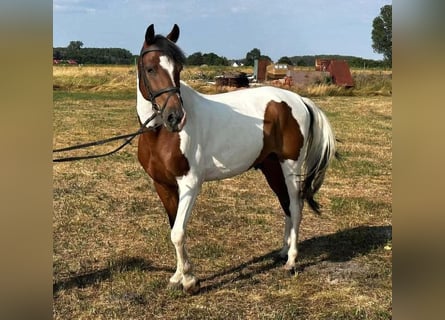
[151,35,186,65]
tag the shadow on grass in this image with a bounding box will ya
[53,225,391,295]
[200,224,392,293]
[53,256,173,295]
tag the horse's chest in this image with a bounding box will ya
[138,132,190,184]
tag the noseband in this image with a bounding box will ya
[139,47,182,116]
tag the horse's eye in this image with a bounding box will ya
[146,66,155,74]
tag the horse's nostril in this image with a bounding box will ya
[167,112,178,126]
[167,110,183,125]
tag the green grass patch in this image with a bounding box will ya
[331,196,391,216]
[349,159,386,177]
[54,90,135,101]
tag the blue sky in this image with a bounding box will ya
[53,0,391,61]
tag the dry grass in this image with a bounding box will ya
[53,65,137,93]
[53,65,391,97]
[53,66,392,319]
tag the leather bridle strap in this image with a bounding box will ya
[138,47,182,115]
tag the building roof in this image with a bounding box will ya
[327,60,353,87]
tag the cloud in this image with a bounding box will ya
[230,6,248,14]
[53,0,103,14]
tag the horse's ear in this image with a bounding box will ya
[145,24,155,45]
[166,24,180,43]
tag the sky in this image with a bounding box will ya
[53,0,391,61]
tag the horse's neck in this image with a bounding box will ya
[179,81,207,112]
[179,81,201,103]
[179,81,221,110]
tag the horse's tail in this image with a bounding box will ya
[300,97,337,214]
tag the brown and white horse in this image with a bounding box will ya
[136,24,337,294]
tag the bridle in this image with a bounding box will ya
[138,47,183,119]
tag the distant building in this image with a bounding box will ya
[266,63,290,80]
[253,58,272,82]
[315,59,331,71]
[286,70,325,86]
[315,59,353,87]
[254,58,354,87]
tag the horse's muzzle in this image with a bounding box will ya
[164,108,187,132]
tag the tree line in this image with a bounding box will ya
[278,55,387,69]
[53,43,386,69]
[53,41,134,65]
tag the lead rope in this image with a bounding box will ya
[52,112,159,163]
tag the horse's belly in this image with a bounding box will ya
[203,140,263,181]
[203,156,255,181]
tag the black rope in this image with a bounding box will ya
[53,113,158,163]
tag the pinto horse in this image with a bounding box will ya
[136,24,337,294]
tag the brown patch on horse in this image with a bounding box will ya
[153,181,180,228]
[258,154,291,216]
[138,129,190,226]
[253,100,305,217]
[254,100,304,165]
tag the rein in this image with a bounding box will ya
[52,112,158,163]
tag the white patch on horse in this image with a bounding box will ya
[159,56,175,84]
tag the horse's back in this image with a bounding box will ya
[205,85,312,135]
[179,83,313,181]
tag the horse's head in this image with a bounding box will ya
[138,24,186,132]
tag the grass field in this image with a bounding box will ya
[53,65,392,319]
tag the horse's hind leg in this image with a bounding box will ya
[258,155,293,259]
[280,159,304,271]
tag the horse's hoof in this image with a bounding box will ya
[283,263,297,275]
[167,281,183,291]
[183,278,200,295]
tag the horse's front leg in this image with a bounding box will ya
[168,174,201,294]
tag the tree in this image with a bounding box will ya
[53,49,63,60]
[245,48,261,66]
[372,4,392,67]
[186,52,204,65]
[277,56,293,65]
[260,55,272,62]
[202,52,228,66]
[67,41,83,51]
[53,44,134,65]
[296,59,307,66]
[186,52,228,66]
[66,41,84,63]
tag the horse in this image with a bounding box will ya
[136,24,337,294]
